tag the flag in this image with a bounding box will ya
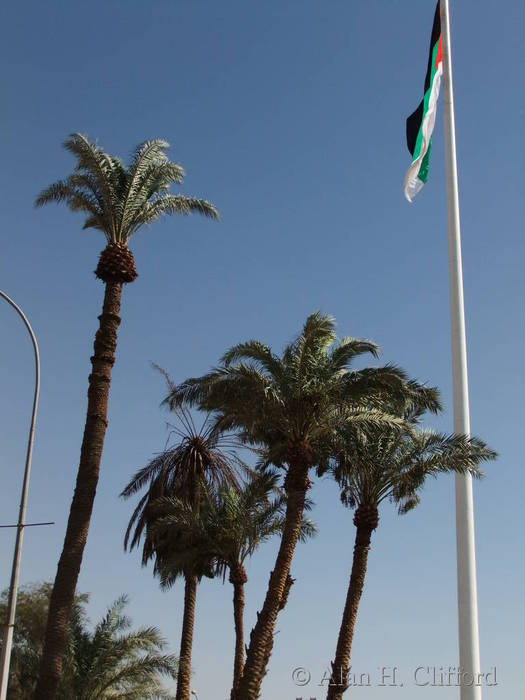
[404,2,443,202]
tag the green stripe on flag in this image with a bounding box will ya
[418,141,432,184]
[411,38,441,167]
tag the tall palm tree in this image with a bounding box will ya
[166,312,439,700]
[34,134,218,698]
[152,471,316,699]
[323,414,496,700]
[121,405,241,700]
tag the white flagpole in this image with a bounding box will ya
[440,1,482,698]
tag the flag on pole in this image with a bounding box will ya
[404,2,443,202]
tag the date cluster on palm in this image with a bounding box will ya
[353,504,379,531]
[95,243,138,284]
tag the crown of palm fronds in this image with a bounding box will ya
[331,422,497,514]
[67,595,178,699]
[149,469,317,587]
[35,133,218,244]
[164,312,440,467]
[121,401,244,579]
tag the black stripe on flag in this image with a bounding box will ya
[406,1,441,156]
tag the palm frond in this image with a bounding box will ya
[62,133,119,236]
[155,195,219,218]
[221,341,282,376]
[116,140,174,237]
[329,337,380,371]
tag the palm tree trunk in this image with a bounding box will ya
[259,572,295,674]
[230,564,247,700]
[326,505,378,700]
[176,574,198,700]
[35,282,122,699]
[235,445,311,700]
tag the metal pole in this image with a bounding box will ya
[0,290,40,699]
[440,2,482,698]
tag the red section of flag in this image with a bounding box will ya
[435,36,443,68]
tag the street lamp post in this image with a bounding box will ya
[0,290,40,700]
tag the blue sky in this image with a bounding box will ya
[1,0,523,697]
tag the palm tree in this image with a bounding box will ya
[121,405,241,700]
[34,134,218,698]
[152,471,316,699]
[166,312,439,700]
[323,414,496,700]
[1,583,177,699]
[0,583,88,699]
[63,595,177,700]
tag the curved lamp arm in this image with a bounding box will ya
[0,290,40,700]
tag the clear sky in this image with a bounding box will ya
[1,1,523,697]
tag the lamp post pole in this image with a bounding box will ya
[0,290,40,700]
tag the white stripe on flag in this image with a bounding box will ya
[403,63,443,202]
